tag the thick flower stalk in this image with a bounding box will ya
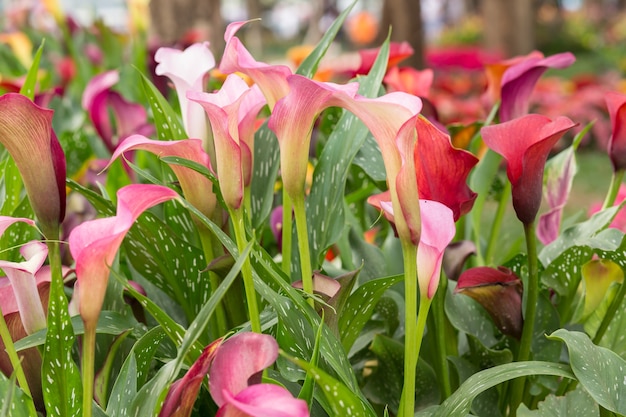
[68,184,179,417]
[154,42,215,145]
[0,93,66,238]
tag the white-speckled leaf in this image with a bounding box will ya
[445,282,499,348]
[19,39,44,100]
[106,353,137,417]
[0,376,31,417]
[517,384,599,417]
[139,72,186,141]
[548,329,626,414]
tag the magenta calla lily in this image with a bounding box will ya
[68,184,179,328]
[481,114,577,224]
[108,135,217,220]
[605,91,626,171]
[0,93,66,236]
[209,332,309,417]
[219,21,292,110]
[268,75,359,198]
[188,74,266,210]
[82,70,154,152]
[379,199,455,299]
[155,42,215,142]
[499,52,576,122]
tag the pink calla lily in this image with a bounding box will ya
[68,184,179,328]
[108,135,217,220]
[188,74,266,210]
[268,75,359,198]
[605,91,626,171]
[155,42,215,142]
[378,199,455,299]
[209,332,309,417]
[82,70,154,152]
[219,21,292,110]
[0,93,66,235]
[498,51,576,122]
[0,240,48,335]
[481,114,577,224]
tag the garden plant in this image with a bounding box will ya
[0,2,626,417]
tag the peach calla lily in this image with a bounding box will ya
[68,184,179,328]
[0,93,66,236]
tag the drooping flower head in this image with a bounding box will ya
[481,114,577,224]
[605,91,626,172]
[0,93,66,236]
[188,74,266,210]
[219,21,292,111]
[155,42,216,142]
[68,184,179,328]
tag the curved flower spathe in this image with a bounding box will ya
[219,21,292,110]
[68,184,179,328]
[456,266,523,339]
[188,74,266,210]
[378,199,455,299]
[481,114,577,224]
[155,42,215,142]
[108,135,217,220]
[605,91,626,172]
[82,70,153,152]
[268,75,359,198]
[497,51,575,122]
[209,332,309,417]
[0,93,66,235]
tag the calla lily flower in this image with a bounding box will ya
[82,70,154,153]
[481,114,577,224]
[497,51,575,122]
[188,74,266,210]
[456,266,524,339]
[378,199,455,299]
[0,93,66,236]
[68,184,179,328]
[219,21,292,110]
[208,332,309,417]
[605,91,626,172]
[537,146,577,245]
[108,135,217,220]
[383,66,433,98]
[155,42,215,142]
[159,337,224,417]
[268,75,359,198]
[0,240,48,335]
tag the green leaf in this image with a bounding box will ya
[448,356,502,417]
[139,71,187,141]
[0,375,31,417]
[42,266,82,416]
[285,354,377,417]
[249,122,280,228]
[296,0,356,78]
[130,326,169,387]
[106,353,137,417]
[547,329,626,414]
[306,35,391,267]
[95,331,132,408]
[19,39,45,100]
[445,282,499,348]
[433,362,575,417]
[339,274,403,351]
[517,384,599,417]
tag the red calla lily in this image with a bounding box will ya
[605,91,626,171]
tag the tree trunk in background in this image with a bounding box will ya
[482,0,534,57]
[376,0,424,68]
[149,0,224,54]
[244,0,263,57]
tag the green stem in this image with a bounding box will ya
[398,242,418,417]
[81,324,96,417]
[197,227,228,337]
[0,306,37,416]
[593,279,626,345]
[281,190,293,277]
[485,180,511,265]
[602,169,625,210]
[230,208,262,333]
[509,221,540,416]
[291,193,314,307]
[431,274,452,399]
